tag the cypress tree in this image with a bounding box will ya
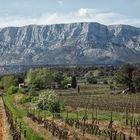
[71,76,77,88]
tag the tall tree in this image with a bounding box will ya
[132,68,140,92]
[116,64,134,91]
[2,75,18,89]
[71,76,77,89]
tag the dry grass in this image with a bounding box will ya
[22,117,58,140]
[13,94,24,103]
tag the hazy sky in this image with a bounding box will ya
[0,0,140,27]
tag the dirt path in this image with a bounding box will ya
[0,98,3,140]
[0,97,12,140]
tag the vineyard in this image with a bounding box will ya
[27,93,140,140]
[2,83,140,140]
[0,65,140,140]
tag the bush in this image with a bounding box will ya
[87,77,97,84]
[28,88,38,96]
[7,86,18,95]
[0,82,4,89]
[110,85,115,90]
[103,80,108,84]
[31,97,39,103]
[37,90,63,113]
[18,88,26,94]
[2,75,18,89]
[20,96,33,104]
[85,71,97,84]
[48,101,61,113]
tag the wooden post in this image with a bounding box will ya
[83,109,87,137]
[24,129,27,139]
[138,122,140,137]
[76,111,78,121]
[77,85,80,94]
[92,111,94,124]
[125,108,128,125]
[109,111,113,140]
[53,113,54,122]
[65,111,68,129]
[20,122,22,138]
[96,107,97,124]
[136,122,138,136]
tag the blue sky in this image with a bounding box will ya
[0,0,140,27]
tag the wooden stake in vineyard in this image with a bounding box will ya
[125,108,129,125]
[108,111,113,129]
[76,111,79,121]
[24,129,27,139]
[65,111,69,129]
[91,97,94,124]
[108,111,113,140]
[95,107,98,124]
[82,99,89,137]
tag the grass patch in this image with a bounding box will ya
[3,94,44,140]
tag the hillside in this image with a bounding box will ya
[0,22,140,65]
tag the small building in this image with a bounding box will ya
[19,83,25,88]
[122,88,130,94]
[67,84,72,88]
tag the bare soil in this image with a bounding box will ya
[0,97,12,140]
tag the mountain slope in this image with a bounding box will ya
[0,22,140,65]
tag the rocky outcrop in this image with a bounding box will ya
[0,22,140,65]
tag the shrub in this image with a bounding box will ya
[48,101,61,113]
[31,97,39,103]
[18,88,26,94]
[85,71,97,84]
[28,88,38,96]
[0,82,4,89]
[37,90,63,113]
[87,77,97,84]
[110,85,115,90]
[7,86,18,95]
[2,75,18,89]
[103,80,108,84]
[20,96,33,104]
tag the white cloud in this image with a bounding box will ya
[77,8,97,18]
[57,0,64,6]
[74,8,121,25]
[0,8,140,28]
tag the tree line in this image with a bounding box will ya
[0,64,140,94]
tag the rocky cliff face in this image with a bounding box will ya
[0,22,140,65]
